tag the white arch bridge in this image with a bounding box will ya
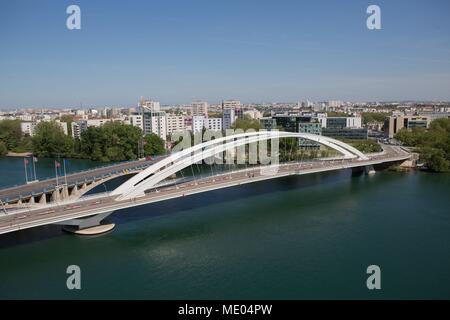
[111,131,369,201]
[0,132,411,235]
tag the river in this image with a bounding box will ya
[0,157,449,299]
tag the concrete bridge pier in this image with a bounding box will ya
[51,188,60,202]
[38,193,47,205]
[365,165,376,175]
[62,185,69,199]
[55,211,115,235]
[70,185,79,197]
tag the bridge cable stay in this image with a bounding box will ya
[190,163,198,186]
[174,169,181,190]
[208,146,216,182]
[179,167,186,184]
[291,136,297,162]
[210,161,215,182]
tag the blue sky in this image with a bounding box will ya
[1,0,450,108]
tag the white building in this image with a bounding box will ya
[192,116,222,132]
[205,118,222,131]
[191,101,208,117]
[328,100,343,108]
[143,111,167,141]
[346,117,362,128]
[56,120,68,135]
[314,113,328,128]
[129,115,144,131]
[18,114,33,122]
[222,100,241,110]
[140,99,161,112]
[243,109,262,119]
[86,119,110,127]
[21,120,68,137]
[166,114,185,135]
[192,116,206,133]
[20,122,34,136]
[71,120,88,139]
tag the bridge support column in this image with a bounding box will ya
[39,193,47,205]
[55,211,115,235]
[71,185,79,197]
[61,185,69,200]
[79,183,87,194]
[51,188,60,203]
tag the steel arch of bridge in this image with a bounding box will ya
[111,131,368,200]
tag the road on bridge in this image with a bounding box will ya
[0,145,410,235]
[0,156,165,203]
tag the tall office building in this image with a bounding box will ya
[166,114,185,135]
[222,100,240,129]
[192,116,206,133]
[129,114,144,131]
[384,115,430,138]
[71,120,88,139]
[222,108,236,130]
[205,118,222,131]
[140,98,161,112]
[322,116,367,140]
[143,111,167,141]
[191,101,208,117]
[192,116,222,132]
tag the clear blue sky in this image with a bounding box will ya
[1,0,450,108]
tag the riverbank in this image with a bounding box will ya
[6,152,33,157]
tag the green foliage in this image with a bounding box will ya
[395,118,450,172]
[0,140,7,156]
[231,115,262,131]
[144,133,166,156]
[208,112,222,118]
[395,127,428,146]
[419,147,449,173]
[279,137,299,162]
[362,112,389,124]
[80,122,143,162]
[60,115,74,136]
[32,121,73,158]
[344,139,383,153]
[12,136,33,153]
[0,120,23,150]
[0,120,35,154]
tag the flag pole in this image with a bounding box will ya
[24,158,28,183]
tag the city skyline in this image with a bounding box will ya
[1,0,450,108]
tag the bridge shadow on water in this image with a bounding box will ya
[0,168,368,249]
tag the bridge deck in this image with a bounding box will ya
[0,146,410,235]
[0,157,164,203]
